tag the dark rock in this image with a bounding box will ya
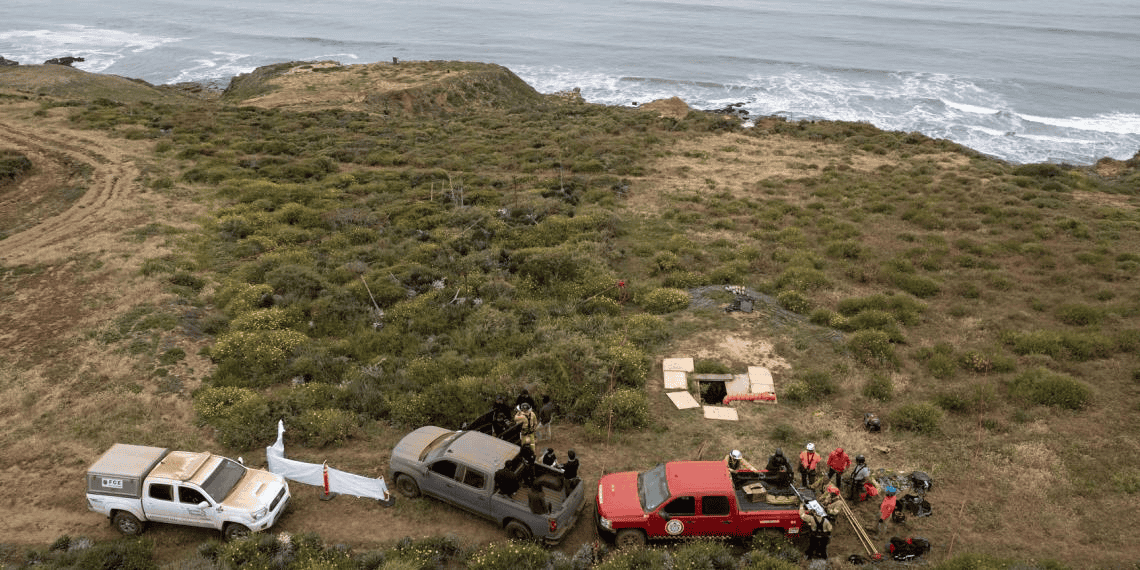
[44,56,85,67]
[0,56,18,66]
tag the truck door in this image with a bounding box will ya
[453,466,491,514]
[651,495,696,538]
[691,495,736,537]
[142,482,181,524]
[175,486,217,528]
[424,459,489,513]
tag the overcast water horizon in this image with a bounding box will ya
[3,0,1139,165]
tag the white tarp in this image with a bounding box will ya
[266,420,391,502]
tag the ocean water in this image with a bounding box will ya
[3,0,1139,165]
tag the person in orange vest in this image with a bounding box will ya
[878,486,898,536]
[798,443,822,487]
[826,446,851,488]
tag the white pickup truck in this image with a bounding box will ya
[86,443,290,541]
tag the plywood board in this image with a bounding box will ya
[748,366,775,393]
[667,391,701,410]
[663,357,695,372]
[725,373,750,396]
[664,370,689,390]
[702,406,739,421]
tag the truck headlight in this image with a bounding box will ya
[599,517,612,530]
[252,507,268,520]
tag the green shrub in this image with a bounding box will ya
[589,389,650,431]
[210,329,309,371]
[652,251,681,274]
[847,330,897,367]
[640,287,690,314]
[774,266,830,291]
[836,293,925,325]
[229,307,297,331]
[781,369,837,404]
[863,374,893,401]
[694,359,732,374]
[890,272,941,298]
[467,541,550,570]
[671,540,737,570]
[663,271,708,289]
[594,547,671,570]
[625,313,670,347]
[1055,303,1103,326]
[889,402,943,434]
[193,386,274,449]
[266,263,325,299]
[748,531,801,565]
[1002,329,1114,362]
[292,408,360,447]
[1007,367,1092,410]
[776,290,811,313]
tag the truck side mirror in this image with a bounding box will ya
[198,501,210,508]
[238,456,244,465]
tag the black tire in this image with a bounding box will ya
[112,511,144,536]
[615,528,647,548]
[224,523,251,542]
[395,474,420,498]
[504,520,532,540]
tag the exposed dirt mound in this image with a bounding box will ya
[638,96,692,120]
[0,65,190,104]
[225,60,545,114]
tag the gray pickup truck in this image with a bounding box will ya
[389,426,585,544]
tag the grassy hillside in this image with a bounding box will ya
[1,61,1139,568]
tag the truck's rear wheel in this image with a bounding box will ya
[505,520,532,540]
[395,474,420,498]
[615,529,647,548]
[224,523,252,542]
[112,511,144,536]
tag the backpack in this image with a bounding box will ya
[910,471,932,492]
[900,493,932,517]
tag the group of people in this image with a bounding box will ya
[490,389,556,453]
[728,442,901,561]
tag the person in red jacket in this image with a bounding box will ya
[798,443,822,487]
[827,446,851,488]
[878,486,897,535]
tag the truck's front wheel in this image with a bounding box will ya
[615,529,647,548]
[504,520,532,540]
[224,523,251,542]
[395,474,420,498]
[112,512,144,536]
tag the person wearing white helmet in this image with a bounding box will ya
[798,442,822,487]
[724,449,757,473]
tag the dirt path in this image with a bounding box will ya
[0,116,144,266]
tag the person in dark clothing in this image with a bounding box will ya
[849,454,871,502]
[494,468,520,497]
[763,448,793,487]
[491,396,512,436]
[541,448,559,468]
[561,449,579,480]
[527,484,549,514]
[516,388,537,411]
[538,395,555,441]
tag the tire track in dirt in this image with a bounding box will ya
[0,121,142,266]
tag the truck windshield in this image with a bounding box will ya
[201,458,247,503]
[637,463,670,513]
[418,431,459,462]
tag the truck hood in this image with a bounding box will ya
[596,471,647,520]
[222,469,285,511]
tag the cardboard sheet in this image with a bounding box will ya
[667,391,701,409]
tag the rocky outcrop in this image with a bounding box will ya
[0,56,18,67]
[44,56,85,67]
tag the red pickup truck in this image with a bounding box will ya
[594,461,804,547]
